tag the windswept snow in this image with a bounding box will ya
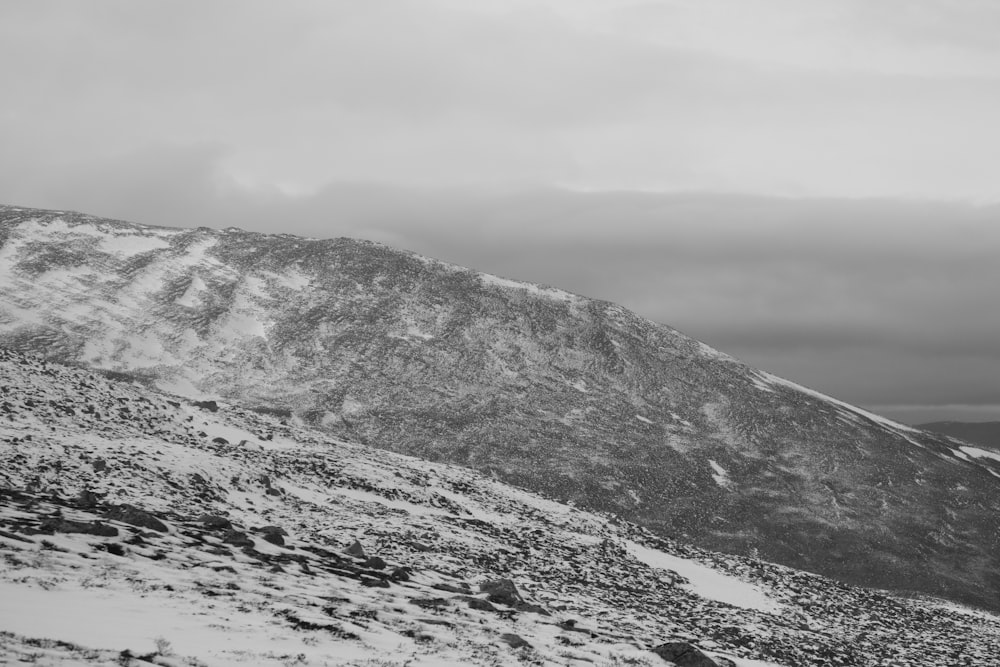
[959,446,1000,464]
[623,541,783,614]
[480,273,581,304]
[708,459,734,489]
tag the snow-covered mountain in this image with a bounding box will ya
[2,348,999,666]
[3,204,1000,615]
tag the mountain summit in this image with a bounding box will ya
[2,204,1000,611]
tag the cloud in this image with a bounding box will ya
[4,1,1000,196]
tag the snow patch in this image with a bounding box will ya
[624,540,783,613]
[99,233,172,256]
[959,446,1000,464]
[708,459,733,489]
[480,273,581,304]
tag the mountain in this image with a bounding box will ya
[918,421,1000,452]
[2,204,1000,613]
[2,347,999,665]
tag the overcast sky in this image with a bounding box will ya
[2,0,999,423]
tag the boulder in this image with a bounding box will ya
[41,518,118,537]
[344,540,367,558]
[75,489,101,508]
[257,525,287,546]
[198,514,233,530]
[651,641,723,667]
[222,530,254,548]
[103,504,168,532]
[499,633,531,649]
[480,578,524,606]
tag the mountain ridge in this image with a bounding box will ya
[3,204,1000,612]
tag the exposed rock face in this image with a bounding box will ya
[3,205,1000,611]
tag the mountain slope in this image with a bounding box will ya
[2,348,999,666]
[2,204,1000,612]
[918,421,1000,452]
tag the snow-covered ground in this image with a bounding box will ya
[1,349,999,666]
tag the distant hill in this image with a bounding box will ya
[3,204,1000,612]
[917,421,1000,451]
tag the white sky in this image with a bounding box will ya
[2,0,999,422]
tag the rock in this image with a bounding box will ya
[390,566,412,582]
[344,540,367,558]
[480,578,524,606]
[499,633,531,649]
[91,458,108,472]
[460,596,499,612]
[257,525,287,546]
[75,489,101,508]
[651,641,722,667]
[41,518,119,537]
[103,504,168,532]
[222,530,254,548]
[198,514,232,530]
[514,602,550,616]
[432,582,471,594]
[363,555,387,569]
[212,437,229,445]
[193,400,219,412]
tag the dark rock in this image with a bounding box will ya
[363,555,387,569]
[344,540,367,558]
[76,489,101,508]
[222,530,254,547]
[460,596,499,612]
[257,526,287,546]
[499,633,531,649]
[390,566,412,582]
[651,641,722,667]
[193,400,219,412]
[103,542,126,556]
[480,578,524,606]
[198,514,232,530]
[103,504,168,532]
[212,437,229,445]
[432,582,471,594]
[41,518,118,537]
[410,597,449,609]
[91,458,108,472]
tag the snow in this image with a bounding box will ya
[623,540,784,614]
[175,275,206,307]
[635,414,654,424]
[708,459,733,489]
[959,446,1000,464]
[480,273,581,304]
[99,233,172,256]
[696,340,739,362]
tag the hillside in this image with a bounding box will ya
[2,348,999,665]
[918,421,1000,452]
[3,204,1000,612]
